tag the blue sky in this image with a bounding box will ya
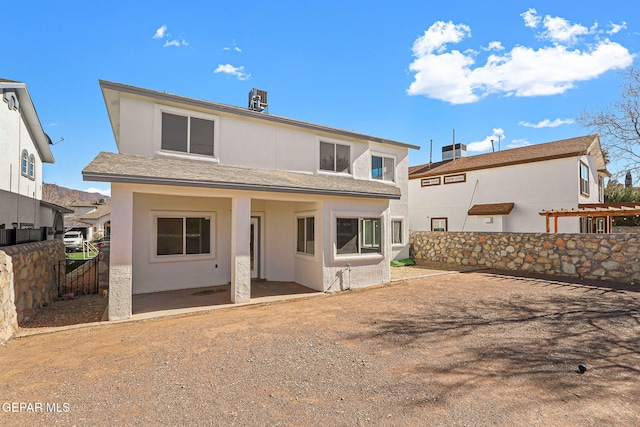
[4,1,638,195]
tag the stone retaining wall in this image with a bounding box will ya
[411,231,639,285]
[0,240,65,342]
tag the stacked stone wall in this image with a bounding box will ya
[411,231,640,285]
[0,240,65,343]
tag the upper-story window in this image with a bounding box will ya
[320,141,350,173]
[371,155,395,182]
[580,161,590,196]
[28,154,35,180]
[21,149,28,177]
[598,176,605,203]
[161,112,215,156]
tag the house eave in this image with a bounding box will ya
[83,172,401,200]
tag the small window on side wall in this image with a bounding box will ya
[392,220,403,244]
[431,218,448,232]
[296,217,315,255]
[580,162,590,196]
[336,217,381,255]
[28,154,35,180]
[21,149,28,177]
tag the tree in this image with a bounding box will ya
[578,67,640,184]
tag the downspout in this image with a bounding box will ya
[461,179,479,232]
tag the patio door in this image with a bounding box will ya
[250,217,260,279]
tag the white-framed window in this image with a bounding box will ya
[152,211,215,262]
[371,154,395,182]
[580,161,590,196]
[392,219,403,245]
[319,141,350,173]
[336,217,381,255]
[21,149,28,177]
[431,218,448,232]
[296,216,315,255]
[28,153,35,180]
[157,105,219,159]
[598,176,604,203]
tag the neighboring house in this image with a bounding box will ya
[65,200,111,241]
[408,135,609,234]
[83,80,419,320]
[0,79,70,245]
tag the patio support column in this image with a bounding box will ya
[231,195,251,303]
[108,184,133,320]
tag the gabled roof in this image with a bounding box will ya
[409,135,608,179]
[99,80,420,151]
[83,152,401,199]
[0,79,54,163]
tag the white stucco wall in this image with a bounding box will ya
[409,156,597,233]
[0,102,43,199]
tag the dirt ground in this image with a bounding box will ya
[1,271,639,426]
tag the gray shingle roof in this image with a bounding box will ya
[83,152,401,199]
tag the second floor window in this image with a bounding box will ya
[371,155,395,182]
[162,112,215,156]
[28,154,35,179]
[21,149,28,176]
[320,141,350,173]
[580,162,590,196]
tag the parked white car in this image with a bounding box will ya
[63,231,84,252]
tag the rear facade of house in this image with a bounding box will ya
[84,81,418,320]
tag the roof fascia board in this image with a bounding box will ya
[99,80,420,150]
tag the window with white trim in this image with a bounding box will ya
[320,141,350,173]
[371,155,395,182]
[156,216,211,256]
[336,217,381,254]
[392,219,403,244]
[580,162,590,196]
[28,154,35,180]
[598,176,604,203]
[431,218,448,232]
[161,112,215,156]
[21,149,28,177]
[296,216,315,255]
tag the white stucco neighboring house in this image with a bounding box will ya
[408,135,609,234]
[0,78,70,245]
[83,80,419,320]
[66,200,111,241]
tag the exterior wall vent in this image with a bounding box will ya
[3,89,19,111]
[248,88,268,112]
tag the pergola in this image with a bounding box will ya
[539,204,640,233]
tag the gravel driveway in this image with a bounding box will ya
[1,271,639,426]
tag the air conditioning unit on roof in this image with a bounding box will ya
[248,88,268,112]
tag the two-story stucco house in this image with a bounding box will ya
[408,135,609,234]
[0,79,69,245]
[83,81,419,320]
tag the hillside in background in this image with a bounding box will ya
[43,183,110,208]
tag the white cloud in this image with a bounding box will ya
[483,41,504,51]
[521,8,541,29]
[164,40,180,47]
[466,128,505,152]
[607,22,627,35]
[84,187,111,197]
[153,25,167,39]
[223,40,242,53]
[540,15,590,45]
[214,64,251,80]
[519,118,575,128]
[407,12,635,104]
[507,139,531,149]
